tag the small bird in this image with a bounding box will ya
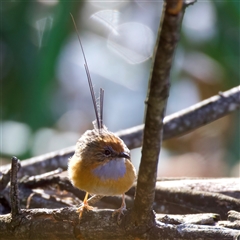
[68,15,136,219]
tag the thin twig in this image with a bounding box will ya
[162,86,240,139]
[22,176,85,200]
[130,0,185,228]
[0,146,74,179]
[27,168,63,181]
[10,156,21,217]
[0,168,11,191]
[118,85,240,148]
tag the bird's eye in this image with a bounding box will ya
[104,149,111,156]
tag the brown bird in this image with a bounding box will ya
[68,15,136,219]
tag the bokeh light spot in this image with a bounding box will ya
[108,22,155,64]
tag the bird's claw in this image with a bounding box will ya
[77,203,94,218]
[112,206,127,220]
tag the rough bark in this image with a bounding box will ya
[129,0,184,229]
[1,161,240,239]
[1,208,240,240]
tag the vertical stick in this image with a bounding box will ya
[10,156,21,217]
[130,0,186,228]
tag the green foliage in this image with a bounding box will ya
[2,2,80,130]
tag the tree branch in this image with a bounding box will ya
[118,85,240,147]
[0,208,239,239]
[129,0,184,228]
[1,174,240,238]
[10,157,21,217]
[154,184,240,219]
[1,86,239,178]
[3,174,239,219]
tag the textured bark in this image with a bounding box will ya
[9,157,21,217]
[129,0,185,228]
[154,185,240,219]
[1,167,240,239]
[2,175,240,218]
[0,208,239,240]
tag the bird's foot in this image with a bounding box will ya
[77,202,94,218]
[112,205,127,220]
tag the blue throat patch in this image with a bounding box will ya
[92,158,126,180]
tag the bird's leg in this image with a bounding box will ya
[112,194,127,220]
[77,192,94,218]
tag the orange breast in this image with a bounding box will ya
[68,155,136,196]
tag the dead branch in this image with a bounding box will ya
[219,210,240,230]
[10,157,21,217]
[1,159,240,239]
[129,0,184,229]
[154,185,240,219]
[1,85,239,179]
[156,178,240,199]
[2,172,240,218]
[0,208,239,240]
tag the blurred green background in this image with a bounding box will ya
[1,1,239,177]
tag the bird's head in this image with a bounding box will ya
[75,126,130,168]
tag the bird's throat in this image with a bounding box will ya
[92,158,126,180]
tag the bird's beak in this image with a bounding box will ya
[118,152,130,159]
